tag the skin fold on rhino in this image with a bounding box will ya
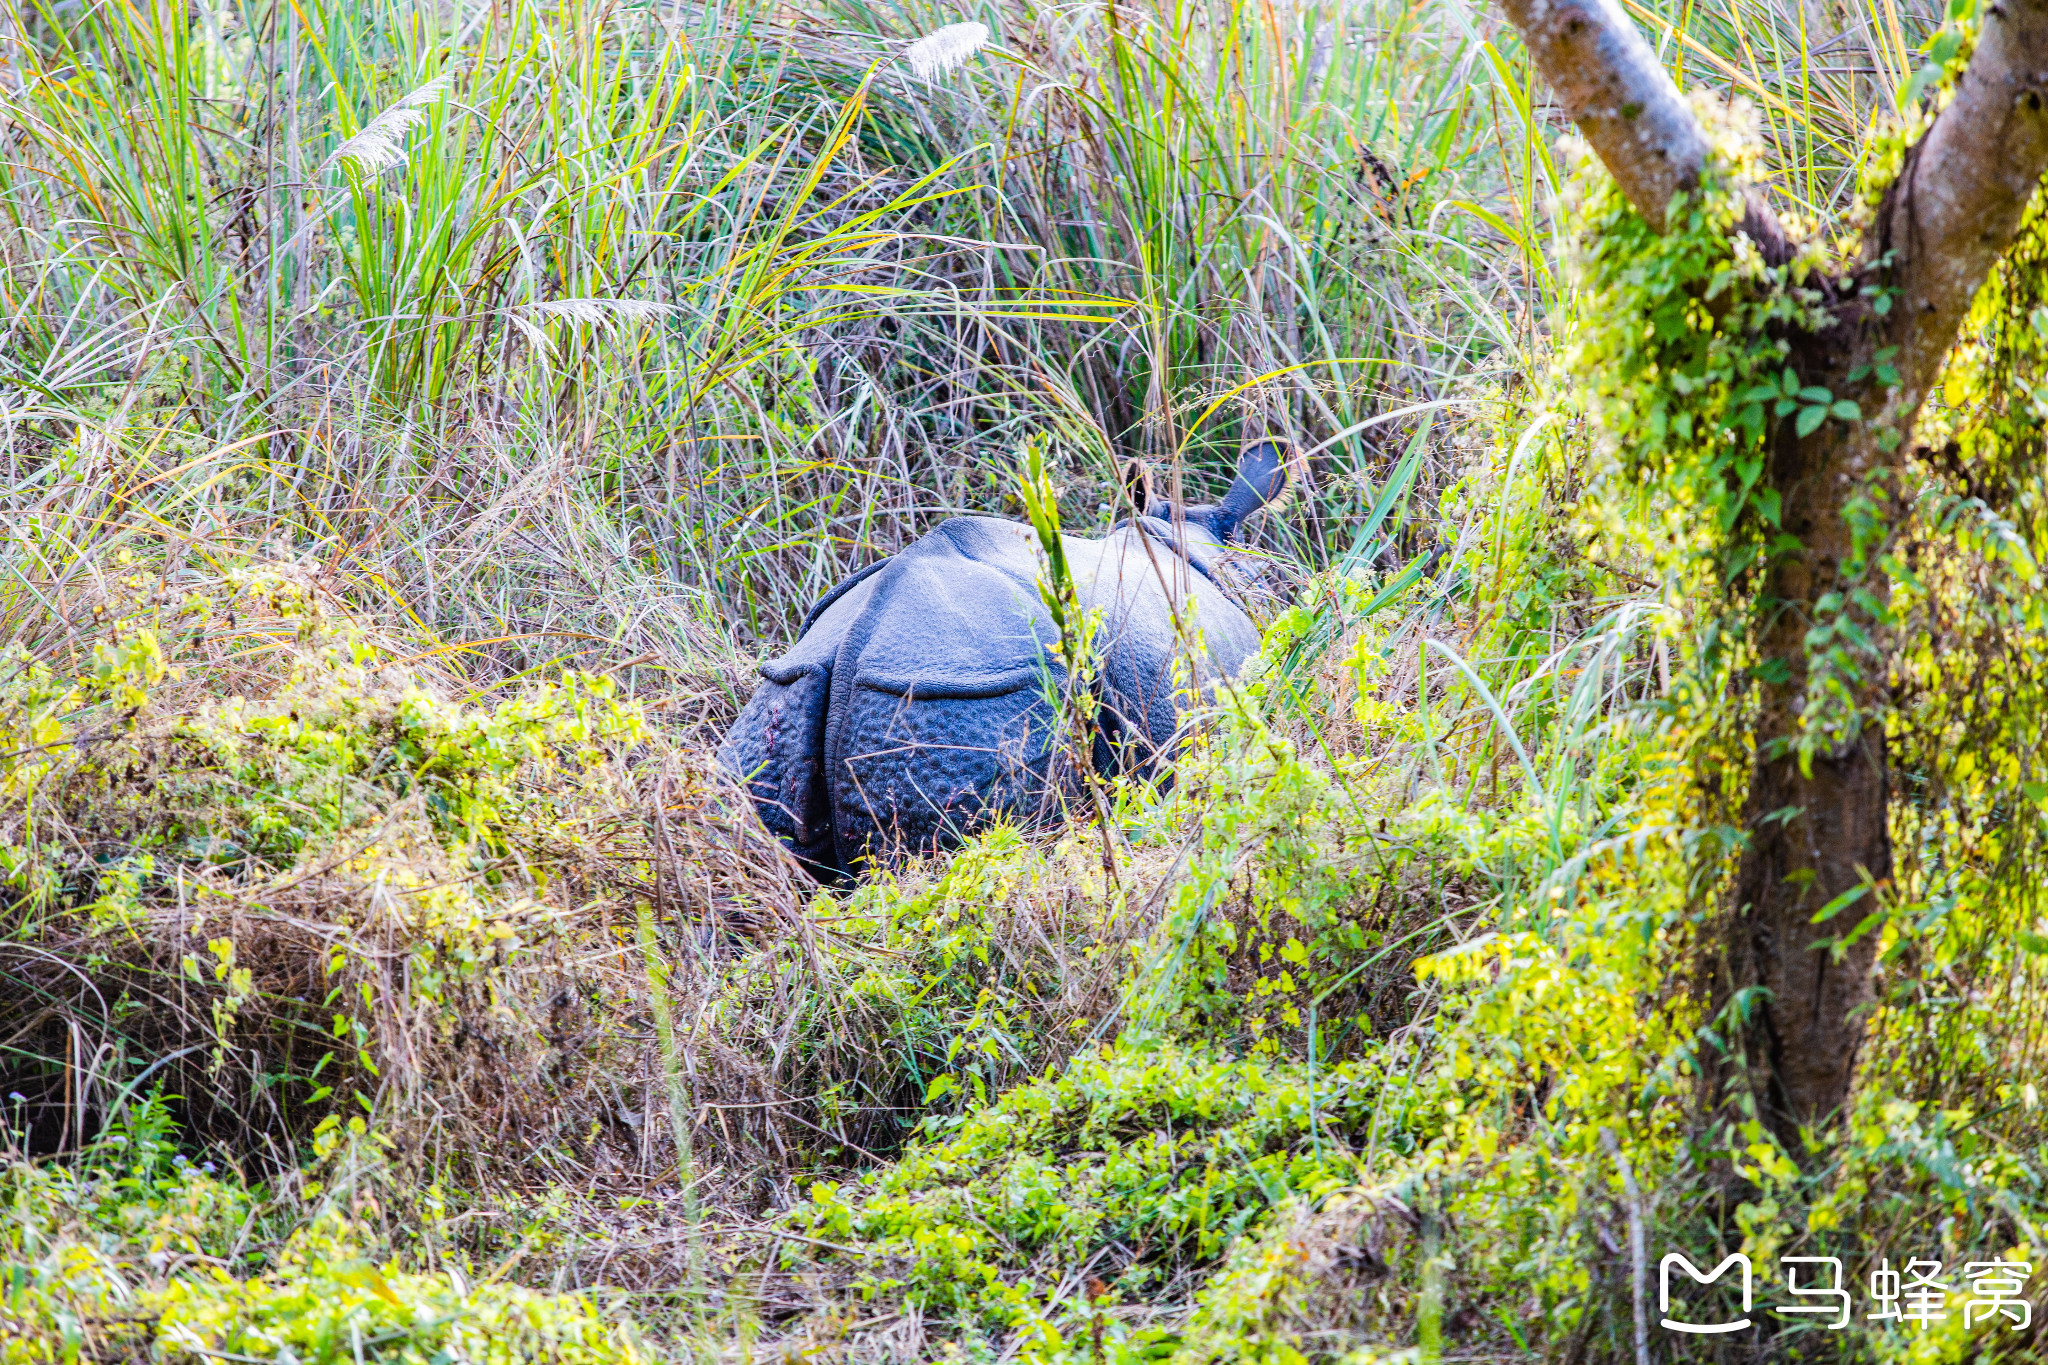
[717,442,1297,879]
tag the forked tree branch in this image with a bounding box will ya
[1494,0,2048,1145]
[1499,0,2048,401]
[1493,0,1710,232]
[1880,0,2048,410]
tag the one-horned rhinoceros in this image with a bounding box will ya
[717,441,1299,878]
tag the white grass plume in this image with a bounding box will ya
[903,23,989,81]
[522,298,673,327]
[508,298,675,357]
[321,72,456,176]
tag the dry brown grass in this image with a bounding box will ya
[0,595,808,1188]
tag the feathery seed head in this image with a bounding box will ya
[903,23,989,82]
[321,72,456,176]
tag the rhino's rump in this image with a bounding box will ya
[825,519,1070,867]
[831,681,1063,863]
[721,514,1269,877]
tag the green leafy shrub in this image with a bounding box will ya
[0,567,805,1188]
[0,1098,646,1364]
[1122,632,1580,1065]
[791,1038,1413,1350]
[685,820,1156,1174]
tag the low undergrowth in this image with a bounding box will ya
[0,563,779,1183]
[791,1040,1424,1356]
[1,1096,651,1364]
[0,567,1150,1209]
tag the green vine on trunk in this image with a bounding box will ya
[1561,102,1846,816]
[1565,114,1829,594]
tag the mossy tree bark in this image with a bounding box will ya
[1493,0,2048,1147]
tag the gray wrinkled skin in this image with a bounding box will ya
[718,447,1291,878]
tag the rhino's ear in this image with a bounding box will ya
[1212,440,1301,540]
[1120,457,1155,517]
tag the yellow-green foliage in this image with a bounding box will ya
[1169,1191,1426,1365]
[147,1227,645,1365]
[0,1100,644,1364]
[1559,107,1870,760]
[793,1038,1405,1355]
[1123,686,1457,1057]
[0,567,739,1176]
[829,825,1129,1109]
[691,822,1148,1169]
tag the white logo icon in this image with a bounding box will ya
[1660,1252,1753,1334]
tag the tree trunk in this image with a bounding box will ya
[1732,734,1888,1139]
[1730,322,1894,1144]
[1493,0,2048,1147]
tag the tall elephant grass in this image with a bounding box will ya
[0,0,1528,697]
[0,0,1957,671]
[0,0,1080,678]
[831,0,1525,546]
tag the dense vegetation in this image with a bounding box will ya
[3,0,2044,1361]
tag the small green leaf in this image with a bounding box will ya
[1799,385,1833,404]
[1795,405,1829,437]
[1811,881,1871,926]
[1899,62,1942,108]
[1830,399,1861,421]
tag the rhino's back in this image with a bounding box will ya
[723,514,1268,877]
